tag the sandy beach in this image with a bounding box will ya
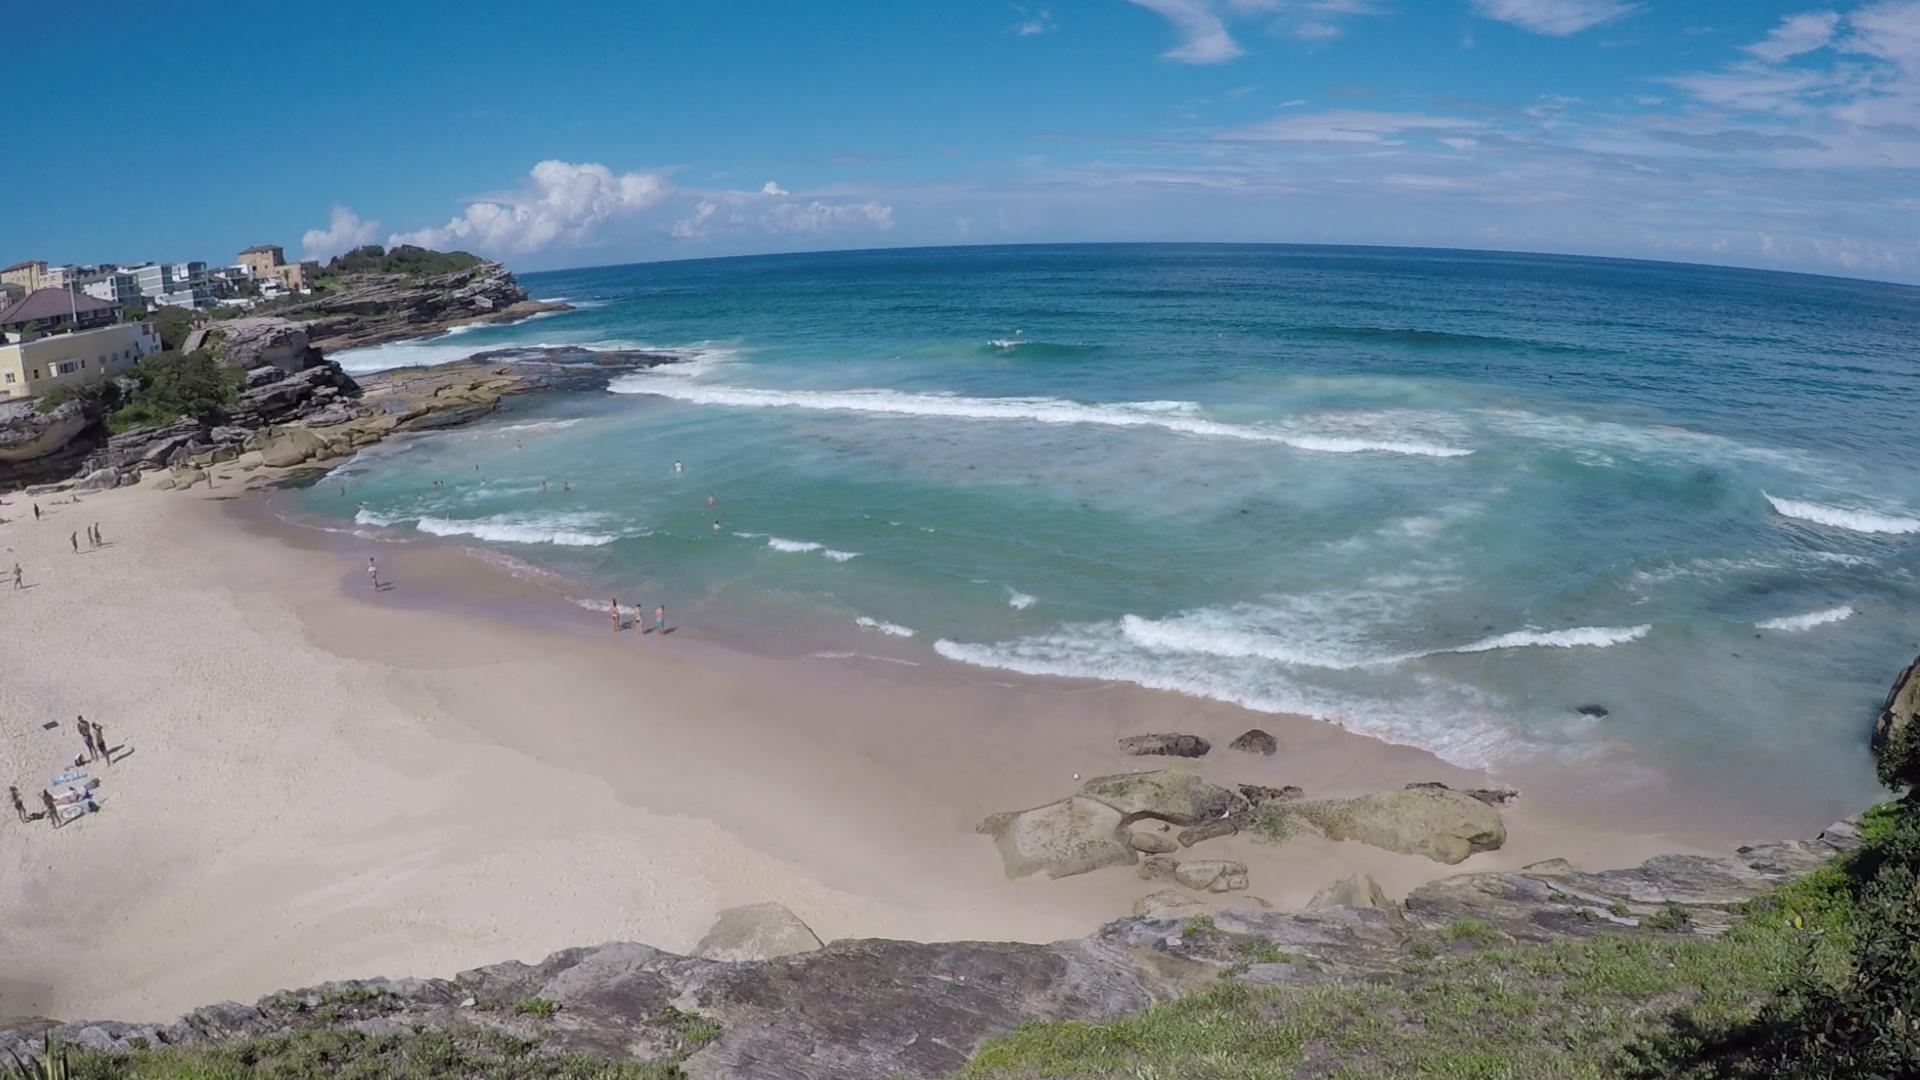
[0,473,1809,1024]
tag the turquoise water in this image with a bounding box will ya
[315,245,1920,813]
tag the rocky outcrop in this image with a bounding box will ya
[693,903,824,963]
[0,817,1865,1080]
[1119,732,1211,758]
[1078,770,1245,826]
[1874,653,1919,753]
[1229,729,1277,755]
[205,317,322,374]
[278,263,568,352]
[1290,787,1507,865]
[977,797,1136,879]
[0,399,101,487]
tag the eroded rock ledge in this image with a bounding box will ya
[0,818,1861,1080]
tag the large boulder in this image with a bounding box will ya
[977,797,1134,879]
[1118,732,1210,758]
[693,903,823,963]
[1228,729,1277,755]
[208,317,320,374]
[1291,787,1506,865]
[1308,873,1405,927]
[1874,653,1920,754]
[1079,770,1243,827]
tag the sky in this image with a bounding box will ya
[8,0,1920,281]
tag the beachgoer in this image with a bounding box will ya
[562,483,570,492]
[673,461,683,473]
[611,598,622,633]
[367,557,379,593]
[9,785,27,822]
[40,789,58,829]
[11,563,21,589]
[707,494,715,507]
[93,523,102,547]
[32,503,40,521]
[92,720,109,766]
[78,716,97,763]
[654,605,666,634]
[542,481,548,493]
[69,532,78,553]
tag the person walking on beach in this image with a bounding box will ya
[91,720,109,766]
[32,503,40,521]
[654,605,666,635]
[92,523,102,547]
[611,598,622,634]
[40,789,59,829]
[367,557,379,595]
[9,785,27,823]
[11,563,22,590]
[77,716,97,764]
[69,531,78,554]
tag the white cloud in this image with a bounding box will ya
[763,201,895,234]
[389,160,671,256]
[670,190,895,240]
[1125,0,1244,63]
[1846,0,1920,72]
[1223,109,1484,143]
[1467,0,1638,36]
[1746,11,1841,62]
[301,206,380,262]
[1012,5,1056,35]
[762,181,789,196]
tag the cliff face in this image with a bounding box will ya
[0,816,1862,1080]
[276,263,568,352]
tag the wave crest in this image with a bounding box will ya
[1765,494,1920,535]
[1756,606,1855,632]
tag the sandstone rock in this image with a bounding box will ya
[693,903,823,963]
[1128,830,1178,854]
[260,427,327,469]
[1177,818,1241,847]
[172,467,208,490]
[209,317,320,374]
[1874,652,1919,754]
[1133,890,1215,920]
[977,797,1134,879]
[1239,783,1303,808]
[1079,770,1243,826]
[1118,732,1210,758]
[1308,873,1405,927]
[1228,729,1277,755]
[1293,787,1506,865]
[1138,854,1181,882]
[1174,860,1249,893]
[1404,780,1521,808]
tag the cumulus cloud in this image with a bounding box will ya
[302,206,380,262]
[1467,0,1638,35]
[389,160,671,256]
[762,181,789,196]
[1126,0,1244,63]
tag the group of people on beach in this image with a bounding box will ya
[70,522,104,553]
[611,599,667,637]
[8,715,113,831]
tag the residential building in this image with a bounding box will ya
[131,261,214,309]
[0,282,23,307]
[77,269,142,306]
[0,288,120,335]
[1,261,47,292]
[269,260,319,292]
[238,245,286,277]
[39,265,80,290]
[0,320,160,400]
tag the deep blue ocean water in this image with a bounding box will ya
[313,244,1920,811]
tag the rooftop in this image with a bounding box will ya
[0,288,118,328]
[1,260,45,274]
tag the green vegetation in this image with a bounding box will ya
[325,245,484,278]
[958,783,1919,1080]
[1251,803,1297,844]
[25,1028,685,1080]
[514,999,559,1020]
[143,306,201,352]
[107,351,244,433]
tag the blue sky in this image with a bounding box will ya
[8,0,1920,281]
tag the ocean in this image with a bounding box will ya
[311,244,1920,817]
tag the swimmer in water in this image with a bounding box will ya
[673,461,683,473]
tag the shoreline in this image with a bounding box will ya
[0,471,1868,1024]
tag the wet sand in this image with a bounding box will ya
[0,474,1825,1023]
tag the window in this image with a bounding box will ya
[4,373,14,384]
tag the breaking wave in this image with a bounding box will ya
[414,514,620,547]
[1756,606,1855,632]
[855,616,916,637]
[1764,494,1920,535]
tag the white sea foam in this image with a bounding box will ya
[354,508,402,527]
[1631,551,1874,588]
[766,537,823,553]
[823,549,861,562]
[610,380,1473,458]
[1443,625,1651,653]
[1008,589,1037,610]
[1757,605,1855,632]
[855,616,916,637]
[812,651,921,666]
[416,514,619,547]
[496,419,583,434]
[1764,494,1920,535]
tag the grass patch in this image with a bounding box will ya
[514,999,558,1020]
[39,1028,684,1079]
[1251,804,1298,844]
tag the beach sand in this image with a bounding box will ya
[0,475,1807,1023]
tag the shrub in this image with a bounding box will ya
[108,350,243,432]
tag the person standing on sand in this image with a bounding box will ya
[12,563,22,589]
[77,716,97,763]
[32,503,40,521]
[93,523,102,547]
[69,532,78,554]
[41,789,59,829]
[9,785,27,823]
[367,557,379,595]
[654,605,666,635]
[92,720,109,766]
[611,598,622,634]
